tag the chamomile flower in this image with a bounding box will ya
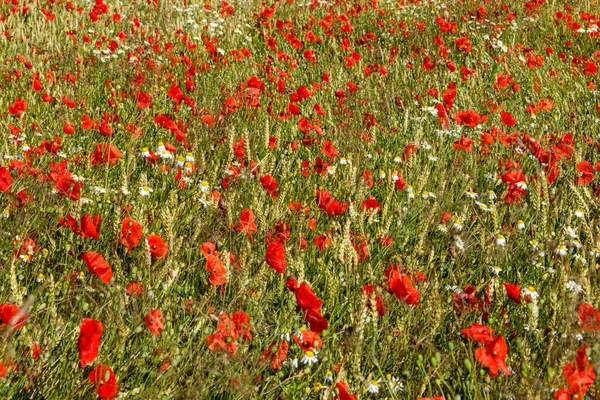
[516,181,528,190]
[93,186,107,194]
[326,165,337,175]
[120,186,131,196]
[491,265,502,275]
[393,156,402,163]
[379,170,386,179]
[465,189,478,199]
[324,370,334,382]
[590,247,600,257]
[517,220,525,230]
[475,201,490,211]
[185,153,195,162]
[496,235,506,246]
[141,147,151,157]
[301,350,318,366]
[455,236,465,251]
[387,375,404,392]
[406,185,415,200]
[139,186,153,196]
[199,180,210,193]
[530,239,539,250]
[564,226,578,239]
[574,209,584,218]
[366,378,380,394]
[554,244,568,256]
[487,190,497,200]
[523,286,539,300]
[339,157,348,165]
[452,216,463,231]
[176,155,185,167]
[565,280,583,293]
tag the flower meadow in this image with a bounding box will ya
[1,0,600,398]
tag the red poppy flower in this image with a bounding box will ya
[455,37,472,53]
[315,189,348,216]
[125,281,143,297]
[8,97,27,116]
[233,208,257,238]
[578,302,600,332]
[461,323,496,343]
[78,318,103,367]
[261,340,288,370]
[90,143,122,166]
[362,284,385,316]
[0,167,11,193]
[303,308,328,333]
[335,381,357,400]
[260,175,278,198]
[146,234,168,259]
[503,282,522,304]
[0,359,16,379]
[293,282,323,310]
[387,270,420,305]
[145,309,164,335]
[205,254,227,286]
[558,345,596,398]
[0,303,27,330]
[81,252,113,284]
[453,135,475,152]
[500,111,516,127]
[360,195,381,213]
[501,170,525,184]
[88,364,118,399]
[266,240,286,273]
[293,329,322,351]
[81,214,101,240]
[231,311,253,341]
[321,140,338,158]
[454,109,481,127]
[475,334,510,376]
[402,142,419,161]
[576,161,594,185]
[119,218,142,251]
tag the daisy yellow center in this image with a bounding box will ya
[305,350,314,357]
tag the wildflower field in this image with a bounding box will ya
[1,0,600,398]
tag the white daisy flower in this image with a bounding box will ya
[565,280,583,293]
[139,186,153,196]
[366,378,380,394]
[199,180,210,193]
[554,244,568,256]
[496,235,507,246]
[522,286,539,300]
[301,350,318,366]
[465,189,478,199]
